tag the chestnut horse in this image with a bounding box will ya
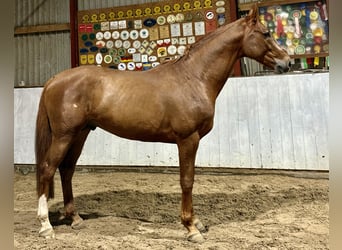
[36,6,290,242]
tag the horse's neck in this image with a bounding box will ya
[178,20,245,99]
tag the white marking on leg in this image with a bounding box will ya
[37,194,54,238]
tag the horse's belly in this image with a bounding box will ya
[97,118,176,143]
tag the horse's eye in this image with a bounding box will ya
[263,32,271,38]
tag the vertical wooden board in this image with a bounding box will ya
[226,81,240,166]
[208,101,221,167]
[79,129,96,164]
[304,74,328,169]
[217,82,231,167]
[108,134,120,164]
[267,79,283,169]
[14,88,41,164]
[256,80,272,168]
[278,78,295,169]
[136,141,154,165]
[300,76,319,169]
[127,140,138,165]
[197,131,213,167]
[288,79,306,169]
[237,81,251,167]
[102,130,114,165]
[246,79,261,168]
[315,74,329,169]
[155,142,178,166]
[165,143,179,166]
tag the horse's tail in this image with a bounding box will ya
[35,89,54,199]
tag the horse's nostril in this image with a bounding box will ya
[288,61,291,68]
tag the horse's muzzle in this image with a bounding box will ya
[275,59,291,74]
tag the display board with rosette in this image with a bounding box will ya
[77,0,231,71]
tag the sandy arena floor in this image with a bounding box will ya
[14,168,328,249]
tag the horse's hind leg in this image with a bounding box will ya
[37,135,75,238]
[58,128,90,229]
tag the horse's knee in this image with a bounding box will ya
[180,177,194,191]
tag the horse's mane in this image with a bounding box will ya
[160,17,246,66]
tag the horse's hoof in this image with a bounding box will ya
[39,227,55,239]
[194,219,209,233]
[71,216,85,230]
[71,220,85,230]
[187,232,205,243]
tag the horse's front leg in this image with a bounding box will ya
[177,132,206,243]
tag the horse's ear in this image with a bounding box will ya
[246,4,258,25]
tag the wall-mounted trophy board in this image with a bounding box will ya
[77,0,231,70]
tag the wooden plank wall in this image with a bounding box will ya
[14,73,328,170]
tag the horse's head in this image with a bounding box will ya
[241,5,291,73]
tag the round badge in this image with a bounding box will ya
[106,40,114,48]
[130,30,139,40]
[89,33,96,40]
[167,45,177,55]
[133,40,141,49]
[113,56,121,64]
[140,29,149,39]
[118,63,126,71]
[112,31,120,39]
[104,55,112,64]
[310,10,319,21]
[205,11,215,20]
[109,48,117,56]
[177,45,186,55]
[185,13,193,21]
[123,40,131,49]
[81,34,88,41]
[157,16,166,25]
[167,14,176,24]
[120,30,129,40]
[93,23,101,30]
[115,40,123,48]
[176,13,184,22]
[291,10,301,19]
[96,32,104,40]
[295,45,305,54]
[103,31,111,40]
[96,40,106,48]
[127,62,135,71]
[118,48,126,56]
